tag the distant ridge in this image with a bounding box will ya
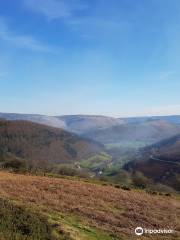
[57,115,124,133]
[0,120,102,166]
[1,113,180,156]
[0,112,66,129]
[83,119,180,145]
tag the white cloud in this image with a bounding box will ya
[22,0,130,40]
[23,0,87,20]
[0,19,54,53]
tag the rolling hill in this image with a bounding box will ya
[124,135,180,190]
[0,113,124,133]
[83,120,180,147]
[0,113,66,129]
[0,120,102,167]
[122,115,180,125]
[56,115,123,134]
[1,112,180,137]
[1,112,180,152]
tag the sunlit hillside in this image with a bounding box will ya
[0,171,179,240]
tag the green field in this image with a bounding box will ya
[79,152,112,171]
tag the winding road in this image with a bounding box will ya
[150,155,180,166]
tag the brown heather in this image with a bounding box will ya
[0,171,179,239]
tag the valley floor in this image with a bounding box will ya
[0,171,179,240]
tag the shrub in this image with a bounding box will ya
[146,190,158,195]
[113,170,132,185]
[0,198,55,240]
[2,159,27,172]
[165,193,171,197]
[149,183,175,194]
[57,166,78,176]
[168,174,180,191]
[56,165,90,179]
[121,185,131,191]
[132,171,152,189]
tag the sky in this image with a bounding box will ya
[0,0,180,117]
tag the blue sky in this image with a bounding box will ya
[0,0,180,117]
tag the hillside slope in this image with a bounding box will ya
[143,134,180,162]
[0,113,66,129]
[1,113,180,152]
[121,115,180,125]
[125,135,180,190]
[57,115,123,134]
[0,113,124,133]
[83,120,180,146]
[0,120,102,166]
[0,171,179,240]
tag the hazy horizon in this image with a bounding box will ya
[1,110,180,119]
[1,0,180,116]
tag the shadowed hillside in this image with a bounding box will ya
[0,113,66,128]
[0,120,102,167]
[124,135,180,191]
